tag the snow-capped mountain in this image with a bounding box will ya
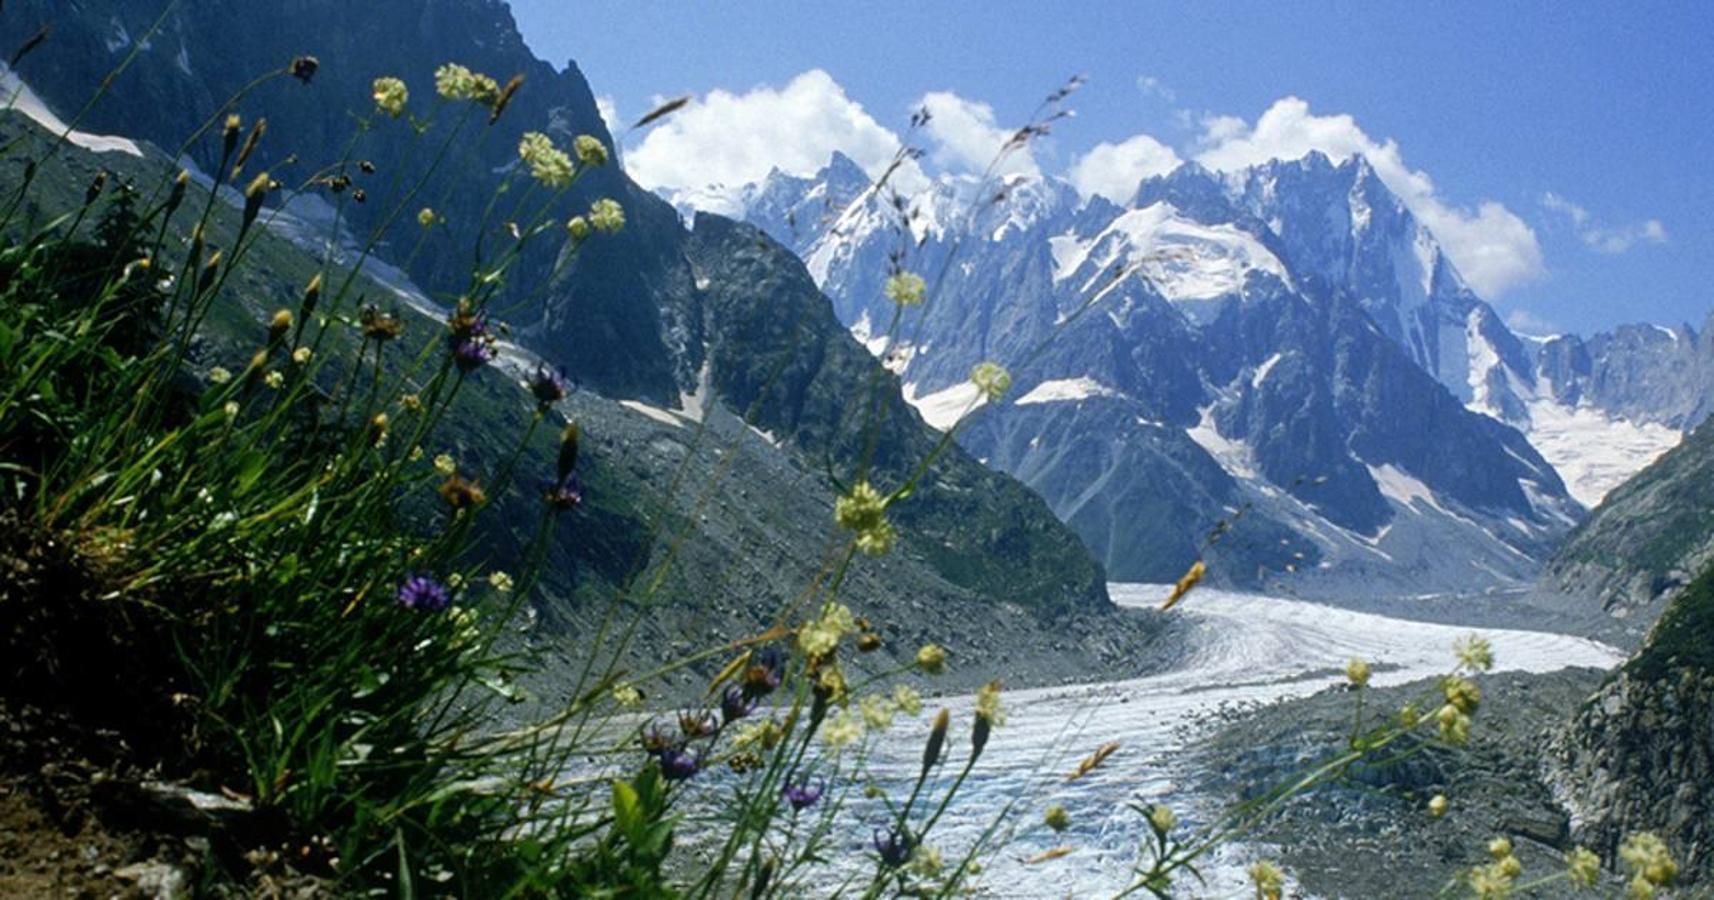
[670,149,1710,596]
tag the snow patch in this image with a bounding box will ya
[619,400,687,428]
[1250,352,1284,388]
[1061,202,1291,303]
[1,64,143,156]
[1186,405,1258,479]
[1520,399,1682,507]
[1015,377,1118,405]
[903,381,985,431]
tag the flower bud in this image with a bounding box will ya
[922,708,949,777]
[557,422,580,482]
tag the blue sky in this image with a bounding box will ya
[509,2,1712,336]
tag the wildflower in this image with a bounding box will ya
[208,366,232,385]
[488,571,514,593]
[743,647,785,697]
[223,401,240,420]
[720,684,755,724]
[822,709,863,749]
[835,480,895,555]
[669,716,714,749]
[658,746,701,782]
[1468,862,1515,900]
[611,685,642,708]
[1399,703,1421,728]
[448,606,480,648]
[860,695,895,732]
[1567,847,1601,888]
[1628,875,1656,899]
[1248,860,1285,900]
[433,454,457,477]
[396,574,452,612]
[1163,559,1206,610]
[589,198,625,233]
[438,475,487,510]
[369,412,389,447]
[915,643,948,675]
[783,780,823,812]
[372,77,409,118]
[1044,804,1071,832]
[518,132,575,188]
[566,216,590,240]
[970,361,1011,402]
[527,365,569,407]
[557,422,580,482]
[1428,794,1449,818]
[1345,658,1371,688]
[241,171,270,227]
[1489,837,1514,861]
[923,708,950,775]
[402,394,422,412]
[975,680,1006,728]
[1455,634,1496,672]
[857,631,883,652]
[816,663,848,702]
[269,308,294,341]
[892,684,923,717]
[447,573,466,590]
[359,306,405,342]
[573,134,609,166]
[873,828,915,869]
[450,336,497,372]
[797,602,856,659]
[417,207,437,228]
[435,63,493,102]
[640,723,676,756]
[289,56,319,84]
[408,447,424,462]
[1436,704,1471,745]
[263,370,285,390]
[545,473,584,511]
[222,114,241,156]
[292,347,312,365]
[1619,833,1677,890]
[886,270,927,306]
[1148,804,1177,835]
[1444,676,1481,714]
[909,844,944,879]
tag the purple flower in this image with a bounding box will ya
[783,780,823,812]
[678,709,718,739]
[641,722,677,757]
[395,574,451,612]
[872,828,914,868]
[450,336,496,372]
[545,472,584,511]
[720,684,756,724]
[527,364,570,406]
[658,746,702,782]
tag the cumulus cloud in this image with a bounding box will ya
[1540,192,1667,255]
[1504,307,1559,336]
[624,70,904,202]
[1068,133,1182,203]
[917,91,1039,178]
[1136,75,1178,104]
[1195,97,1545,298]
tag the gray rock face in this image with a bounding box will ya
[729,151,1588,595]
[1534,316,1714,430]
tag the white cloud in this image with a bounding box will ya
[1068,133,1182,203]
[917,91,1038,178]
[1540,192,1667,254]
[1195,97,1545,298]
[624,70,904,204]
[1504,307,1559,336]
[1137,75,1178,104]
[595,95,620,135]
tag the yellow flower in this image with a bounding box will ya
[263,370,285,390]
[1443,676,1481,714]
[518,132,575,188]
[974,680,1006,728]
[223,401,240,420]
[835,480,895,556]
[1489,837,1513,860]
[1468,861,1515,900]
[1427,794,1449,818]
[418,207,437,228]
[915,643,947,675]
[1044,804,1071,832]
[1566,847,1601,888]
[567,216,590,240]
[909,844,943,879]
[891,684,922,717]
[372,76,408,118]
[434,63,497,102]
[1399,703,1421,728]
[589,198,625,233]
[1618,833,1677,888]
[610,684,642,708]
[488,571,514,593]
[1247,860,1286,900]
[854,519,897,556]
[1436,704,1471,745]
[797,602,856,659]
[433,454,457,477]
[885,271,927,306]
[1345,658,1371,688]
[860,694,895,732]
[969,361,1011,402]
[573,134,608,166]
[1455,634,1495,672]
[401,394,422,412]
[208,366,232,385]
[821,709,863,749]
[292,347,312,365]
[1147,804,1176,835]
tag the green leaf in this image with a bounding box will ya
[611,779,641,838]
